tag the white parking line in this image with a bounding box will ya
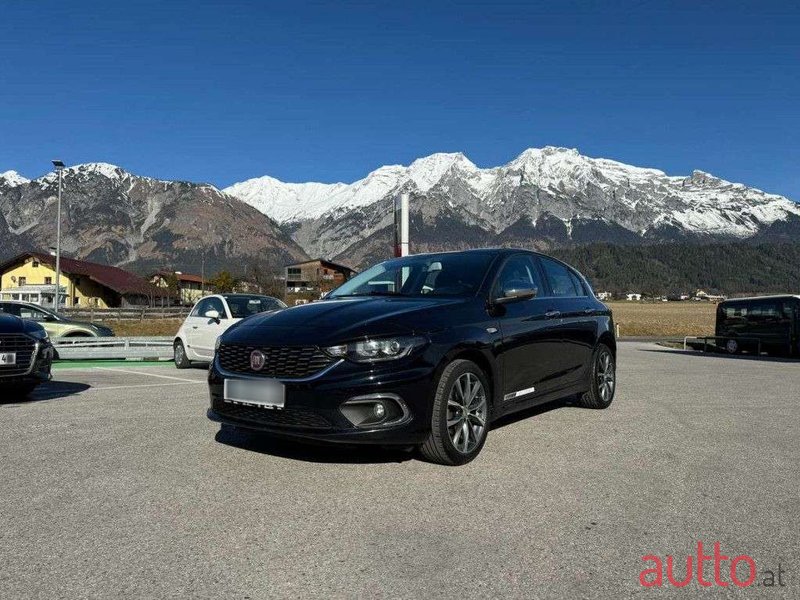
[97,368,202,384]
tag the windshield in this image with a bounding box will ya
[328,252,496,299]
[224,295,287,318]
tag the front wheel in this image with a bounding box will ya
[419,359,490,466]
[578,343,616,409]
[174,340,191,369]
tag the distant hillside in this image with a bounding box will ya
[551,242,800,296]
[0,163,308,274]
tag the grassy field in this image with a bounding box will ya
[89,303,716,339]
[94,318,184,338]
[607,301,716,337]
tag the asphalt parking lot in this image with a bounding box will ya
[1,342,798,599]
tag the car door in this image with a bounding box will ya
[537,257,595,385]
[192,296,228,360]
[184,298,210,357]
[493,254,563,404]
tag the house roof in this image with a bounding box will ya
[152,271,204,284]
[285,258,357,273]
[1,252,156,296]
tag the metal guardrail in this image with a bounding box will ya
[60,307,190,321]
[683,336,762,355]
[52,336,174,360]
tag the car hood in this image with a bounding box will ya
[224,296,467,346]
[0,313,45,336]
[0,313,27,334]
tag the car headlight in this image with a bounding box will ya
[324,336,426,363]
[215,336,222,351]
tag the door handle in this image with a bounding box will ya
[545,310,561,319]
[192,326,198,329]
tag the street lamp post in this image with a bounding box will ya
[52,160,65,313]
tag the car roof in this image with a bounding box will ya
[221,293,273,299]
[720,295,800,303]
[0,300,41,306]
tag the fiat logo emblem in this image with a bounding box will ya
[250,350,266,371]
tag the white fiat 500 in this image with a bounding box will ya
[174,294,286,368]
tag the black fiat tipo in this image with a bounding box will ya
[208,249,616,465]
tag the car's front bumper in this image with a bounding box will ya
[0,342,54,386]
[207,354,438,445]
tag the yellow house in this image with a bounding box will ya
[150,271,206,306]
[0,252,155,309]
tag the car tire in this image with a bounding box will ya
[419,359,491,466]
[174,340,191,369]
[725,339,739,355]
[577,343,616,409]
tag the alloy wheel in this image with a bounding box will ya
[446,372,488,454]
[596,350,615,403]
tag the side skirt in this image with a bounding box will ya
[491,382,588,420]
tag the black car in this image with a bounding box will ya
[0,312,54,398]
[716,295,800,356]
[208,249,616,465]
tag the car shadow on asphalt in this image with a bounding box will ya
[641,347,800,364]
[214,426,416,464]
[0,381,91,405]
[214,398,576,464]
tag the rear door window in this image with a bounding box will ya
[19,306,48,321]
[540,257,579,297]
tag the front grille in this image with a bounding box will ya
[216,403,331,429]
[0,334,36,377]
[218,344,334,379]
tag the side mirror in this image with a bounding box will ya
[495,285,537,305]
[204,309,221,322]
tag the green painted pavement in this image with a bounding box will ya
[52,359,175,369]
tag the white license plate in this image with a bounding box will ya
[224,379,285,409]
[0,353,16,365]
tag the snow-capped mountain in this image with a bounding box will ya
[224,147,800,263]
[0,170,30,187]
[2,149,798,275]
[0,163,307,272]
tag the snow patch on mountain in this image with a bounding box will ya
[0,170,29,186]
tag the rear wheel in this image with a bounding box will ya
[578,343,616,409]
[174,340,191,369]
[419,359,490,466]
[725,339,739,355]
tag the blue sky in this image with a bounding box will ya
[1,0,798,198]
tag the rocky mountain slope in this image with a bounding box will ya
[225,147,800,266]
[0,164,308,274]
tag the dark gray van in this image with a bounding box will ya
[716,295,800,356]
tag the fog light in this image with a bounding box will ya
[339,394,409,428]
